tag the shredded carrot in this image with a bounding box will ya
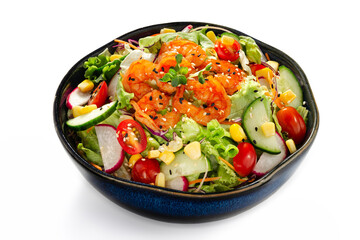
[90,162,102,171]
[86,126,94,133]
[114,39,139,50]
[237,178,247,182]
[219,156,236,171]
[265,52,270,61]
[274,97,285,109]
[188,177,221,185]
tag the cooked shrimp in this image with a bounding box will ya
[173,76,231,126]
[156,39,207,68]
[203,59,245,95]
[122,59,157,100]
[132,90,181,130]
[122,59,178,100]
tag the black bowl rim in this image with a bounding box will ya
[53,21,319,199]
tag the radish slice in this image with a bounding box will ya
[95,124,124,173]
[108,69,121,101]
[165,176,189,192]
[253,133,288,177]
[66,87,91,109]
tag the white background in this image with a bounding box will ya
[1,0,359,239]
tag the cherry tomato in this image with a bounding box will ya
[276,106,306,145]
[116,119,147,155]
[233,142,257,177]
[250,63,266,75]
[131,158,160,184]
[214,38,241,62]
[88,81,108,108]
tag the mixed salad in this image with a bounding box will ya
[65,25,308,193]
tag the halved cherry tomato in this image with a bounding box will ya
[88,81,108,108]
[116,119,147,155]
[233,142,257,177]
[276,106,306,145]
[250,63,266,75]
[214,38,241,62]
[131,158,160,184]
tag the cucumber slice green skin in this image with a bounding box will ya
[278,66,303,109]
[160,150,212,181]
[243,98,281,154]
[66,101,118,131]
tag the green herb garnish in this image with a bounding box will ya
[159,54,189,87]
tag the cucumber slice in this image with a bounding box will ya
[221,32,240,42]
[243,98,281,154]
[66,101,117,131]
[277,66,303,108]
[160,150,212,181]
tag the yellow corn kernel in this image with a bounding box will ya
[148,150,160,159]
[255,67,274,81]
[128,154,143,168]
[229,124,247,142]
[286,139,297,154]
[184,141,201,160]
[261,122,275,137]
[206,31,217,43]
[155,172,165,188]
[78,80,94,93]
[82,104,97,114]
[160,28,176,34]
[159,150,175,165]
[266,60,279,72]
[72,106,83,118]
[221,35,235,46]
[72,104,97,118]
[278,89,297,105]
[110,54,122,62]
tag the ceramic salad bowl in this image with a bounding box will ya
[53,22,319,222]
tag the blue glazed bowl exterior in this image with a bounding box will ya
[54,22,319,222]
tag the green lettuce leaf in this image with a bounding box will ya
[138,31,214,54]
[141,130,161,157]
[228,77,269,120]
[77,128,103,166]
[116,77,134,111]
[239,36,262,64]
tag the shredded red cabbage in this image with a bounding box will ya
[128,39,139,46]
[146,127,170,142]
[113,43,125,49]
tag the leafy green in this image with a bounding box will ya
[216,160,239,186]
[228,77,269,120]
[159,54,189,87]
[77,143,103,166]
[239,36,262,64]
[116,76,134,111]
[100,110,122,128]
[141,130,161,157]
[201,183,234,193]
[297,106,309,125]
[84,52,125,83]
[176,116,204,143]
[138,31,214,54]
[77,128,103,166]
